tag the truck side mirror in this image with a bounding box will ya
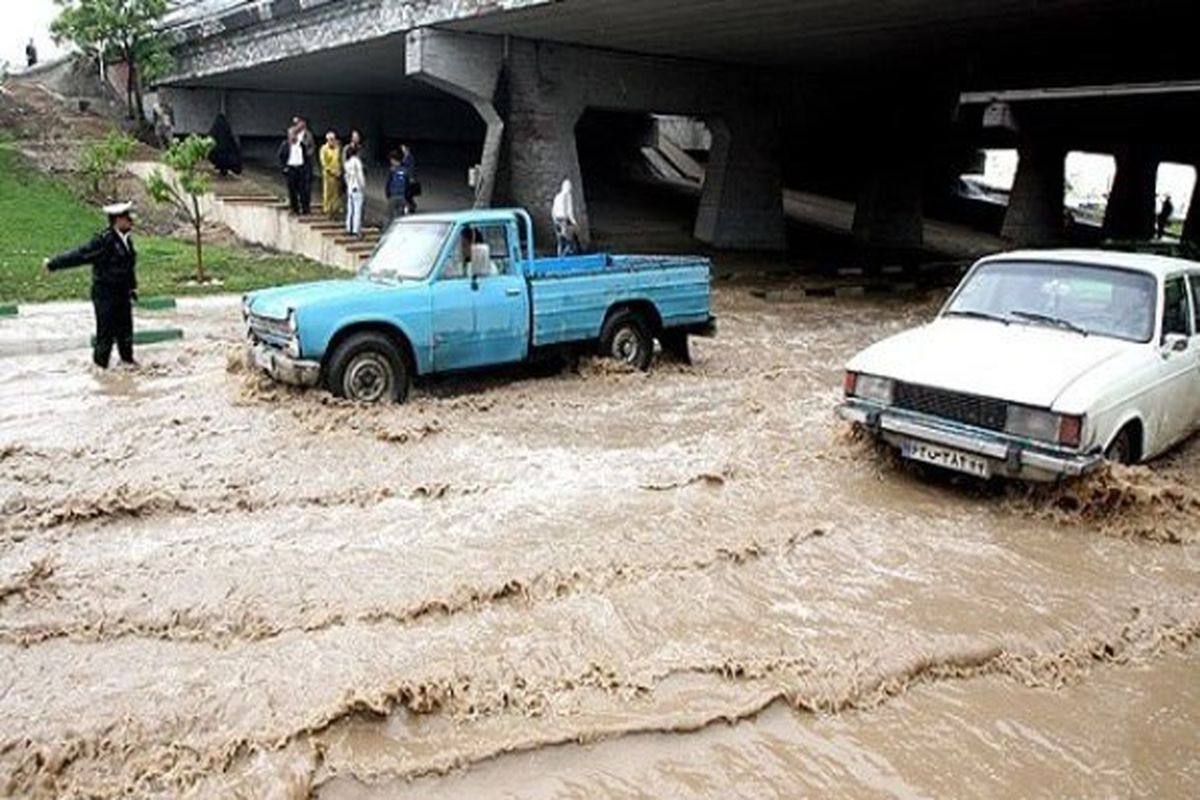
[469,243,491,279]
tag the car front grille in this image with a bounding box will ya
[248,312,291,345]
[893,382,1008,432]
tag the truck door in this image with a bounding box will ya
[468,222,530,366]
[430,228,479,372]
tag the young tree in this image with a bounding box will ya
[147,135,215,284]
[79,129,137,200]
[51,0,172,125]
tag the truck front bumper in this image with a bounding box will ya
[248,342,321,388]
[836,400,1105,482]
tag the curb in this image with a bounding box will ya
[136,297,178,311]
[0,304,17,318]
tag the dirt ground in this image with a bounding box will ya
[0,286,1197,799]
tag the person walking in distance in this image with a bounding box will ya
[385,151,409,224]
[1158,195,1175,239]
[344,145,367,238]
[25,38,38,68]
[44,203,140,369]
[320,131,344,219]
[552,179,579,256]
[278,125,309,215]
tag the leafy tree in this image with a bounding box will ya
[51,0,172,125]
[147,135,215,284]
[79,129,136,200]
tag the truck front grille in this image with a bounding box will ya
[248,313,291,345]
[893,383,1008,432]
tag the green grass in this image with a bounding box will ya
[0,141,343,303]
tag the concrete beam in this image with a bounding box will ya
[406,29,505,208]
[695,114,786,250]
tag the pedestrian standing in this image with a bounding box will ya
[25,39,38,68]
[344,145,366,237]
[208,112,242,176]
[552,179,579,256]
[278,126,309,214]
[44,203,139,369]
[385,151,409,224]
[400,143,419,213]
[293,117,316,213]
[320,131,344,219]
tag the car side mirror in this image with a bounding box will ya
[1161,332,1189,354]
[469,244,491,279]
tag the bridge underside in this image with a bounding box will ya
[160,0,1200,256]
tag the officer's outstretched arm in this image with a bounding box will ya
[46,234,105,272]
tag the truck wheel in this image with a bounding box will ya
[601,310,653,371]
[326,331,409,404]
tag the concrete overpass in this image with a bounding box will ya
[157,0,1200,254]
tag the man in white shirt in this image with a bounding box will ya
[278,127,311,214]
[551,179,579,256]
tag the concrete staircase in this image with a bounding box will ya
[127,163,383,271]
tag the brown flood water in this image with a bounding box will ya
[0,288,1197,799]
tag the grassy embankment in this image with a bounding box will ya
[0,140,341,303]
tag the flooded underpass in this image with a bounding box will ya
[0,287,1197,798]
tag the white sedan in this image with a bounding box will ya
[837,250,1200,481]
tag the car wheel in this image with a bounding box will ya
[326,331,409,404]
[1104,426,1135,465]
[600,310,653,371]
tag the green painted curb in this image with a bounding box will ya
[0,304,17,318]
[91,328,184,347]
[136,297,177,311]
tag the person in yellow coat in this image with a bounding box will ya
[319,131,344,218]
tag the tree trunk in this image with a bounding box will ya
[129,58,145,125]
[192,196,206,284]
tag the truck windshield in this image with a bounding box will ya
[361,221,451,282]
[944,260,1157,343]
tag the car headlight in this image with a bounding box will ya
[286,309,298,334]
[241,295,251,320]
[1005,405,1083,447]
[845,372,894,405]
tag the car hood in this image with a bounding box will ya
[247,278,396,319]
[847,317,1138,408]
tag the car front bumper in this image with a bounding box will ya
[248,342,321,388]
[836,400,1105,481]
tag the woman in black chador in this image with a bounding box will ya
[208,113,243,176]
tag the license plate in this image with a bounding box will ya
[901,441,991,478]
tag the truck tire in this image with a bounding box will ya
[326,331,410,404]
[601,309,654,371]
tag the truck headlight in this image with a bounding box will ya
[846,372,894,405]
[1005,406,1083,447]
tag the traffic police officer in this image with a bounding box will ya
[45,202,140,368]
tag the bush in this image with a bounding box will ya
[80,130,137,201]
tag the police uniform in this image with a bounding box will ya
[47,203,139,368]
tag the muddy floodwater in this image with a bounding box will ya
[0,288,1197,798]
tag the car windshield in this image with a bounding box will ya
[361,221,450,282]
[944,260,1157,343]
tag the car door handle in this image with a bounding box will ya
[505,288,522,297]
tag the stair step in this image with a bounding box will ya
[333,235,380,245]
[219,195,279,204]
[345,242,378,253]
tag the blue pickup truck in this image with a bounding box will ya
[243,209,715,402]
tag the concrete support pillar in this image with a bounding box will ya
[1183,172,1200,246]
[493,39,588,250]
[1002,141,1066,247]
[406,30,504,208]
[852,159,924,249]
[1103,149,1157,241]
[694,113,786,250]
